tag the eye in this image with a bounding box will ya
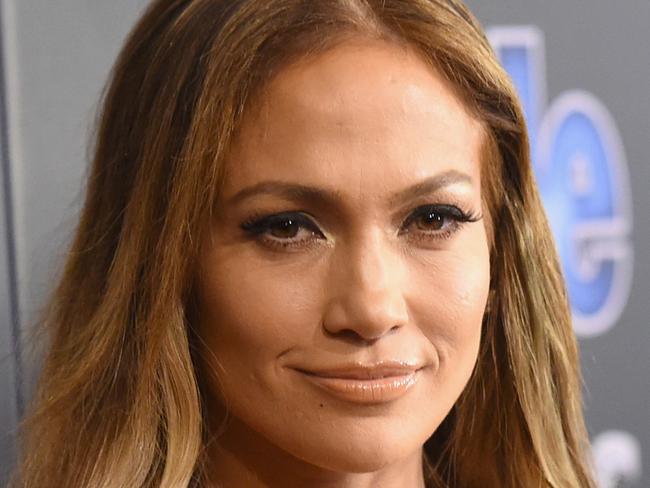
[399,204,481,242]
[240,204,482,251]
[240,211,325,250]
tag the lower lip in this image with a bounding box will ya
[297,371,419,404]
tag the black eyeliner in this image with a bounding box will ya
[239,203,482,250]
[403,204,482,227]
[240,211,320,236]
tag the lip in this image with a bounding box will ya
[292,361,423,404]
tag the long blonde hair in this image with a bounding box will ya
[12,1,595,486]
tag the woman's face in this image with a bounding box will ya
[197,40,490,478]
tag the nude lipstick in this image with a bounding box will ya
[293,362,420,404]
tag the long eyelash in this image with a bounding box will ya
[240,204,483,251]
[240,211,323,250]
[239,211,312,235]
[399,204,483,243]
[410,204,482,224]
[239,211,277,235]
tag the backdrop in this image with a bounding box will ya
[1,1,648,486]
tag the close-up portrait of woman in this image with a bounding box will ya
[10,0,598,486]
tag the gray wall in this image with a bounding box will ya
[465,3,650,487]
[1,1,648,486]
[0,0,148,483]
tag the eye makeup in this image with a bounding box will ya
[398,203,481,243]
[240,211,326,251]
[239,203,482,251]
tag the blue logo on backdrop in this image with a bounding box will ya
[487,27,633,338]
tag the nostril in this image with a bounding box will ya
[321,286,409,341]
[323,323,402,345]
[323,328,365,343]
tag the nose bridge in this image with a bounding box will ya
[323,228,409,340]
[352,230,399,295]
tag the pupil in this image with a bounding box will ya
[272,219,299,238]
[420,212,443,230]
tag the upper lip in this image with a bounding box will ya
[293,360,423,380]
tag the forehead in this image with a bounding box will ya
[223,39,484,202]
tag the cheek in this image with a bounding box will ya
[197,249,322,380]
[410,233,490,375]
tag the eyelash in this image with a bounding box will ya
[239,204,482,251]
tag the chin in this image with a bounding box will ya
[282,417,432,474]
[317,445,409,474]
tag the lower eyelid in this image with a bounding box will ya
[408,220,462,240]
[258,234,324,252]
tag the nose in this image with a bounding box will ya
[322,231,409,343]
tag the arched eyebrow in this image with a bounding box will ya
[224,169,473,209]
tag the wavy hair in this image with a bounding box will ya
[12,0,595,486]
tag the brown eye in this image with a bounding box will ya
[414,210,445,231]
[240,211,325,250]
[403,205,461,234]
[268,218,304,238]
[400,204,480,242]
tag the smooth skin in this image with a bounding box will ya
[197,39,490,488]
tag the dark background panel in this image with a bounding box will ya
[466,1,650,487]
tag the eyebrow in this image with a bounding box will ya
[224,169,473,209]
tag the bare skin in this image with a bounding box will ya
[196,38,490,488]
